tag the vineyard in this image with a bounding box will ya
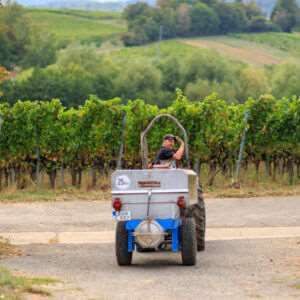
[0,92,299,190]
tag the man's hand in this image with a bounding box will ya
[173,136,185,160]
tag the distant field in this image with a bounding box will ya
[104,40,200,60]
[233,32,300,56]
[106,34,297,67]
[24,10,300,63]
[26,9,126,44]
[100,40,216,66]
[102,36,295,67]
[180,35,294,66]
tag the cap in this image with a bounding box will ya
[163,134,176,141]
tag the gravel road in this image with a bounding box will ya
[1,196,299,300]
[0,196,299,232]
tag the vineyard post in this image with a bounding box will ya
[233,111,250,187]
[35,123,41,187]
[60,158,64,187]
[116,114,126,170]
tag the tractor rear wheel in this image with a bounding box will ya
[116,221,132,266]
[186,187,206,251]
[181,218,197,266]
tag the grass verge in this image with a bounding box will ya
[293,283,300,289]
[0,237,21,258]
[0,267,59,300]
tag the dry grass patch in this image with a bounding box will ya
[0,267,59,300]
[0,237,21,258]
[182,38,282,66]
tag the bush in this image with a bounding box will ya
[248,16,281,32]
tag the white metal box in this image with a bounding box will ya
[111,169,198,220]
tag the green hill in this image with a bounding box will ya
[100,32,299,67]
[179,33,300,66]
[233,32,300,56]
[26,8,126,44]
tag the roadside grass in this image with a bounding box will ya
[292,283,300,289]
[0,187,110,203]
[204,164,300,198]
[0,267,59,300]
[206,182,300,198]
[26,8,126,44]
[0,238,56,300]
[0,166,298,202]
[0,237,21,258]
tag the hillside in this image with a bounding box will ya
[179,33,300,66]
[26,8,126,44]
[98,32,299,67]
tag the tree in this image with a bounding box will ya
[22,30,58,68]
[271,61,300,98]
[237,67,270,101]
[189,3,220,35]
[271,0,300,32]
[248,16,280,32]
[114,61,162,104]
[0,2,31,68]
[154,7,177,39]
[0,1,58,69]
[123,3,152,23]
[176,4,191,36]
[214,3,248,34]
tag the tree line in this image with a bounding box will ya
[1,42,300,107]
[0,93,299,189]
[122,0,300,46]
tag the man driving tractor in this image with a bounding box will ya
[152,134,185,168]
[151,133,206,252]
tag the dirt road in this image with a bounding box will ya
[1,196,299,300]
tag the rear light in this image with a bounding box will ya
[177,196,186,209]
[113,198,122,211]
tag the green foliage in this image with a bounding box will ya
[214,2,248,34]
[0,3,58,69]
[190,3,219,35]
[271,60,300,98]
[0,94,299,185]
[0,266,57,300]
[123,0,276,46]
[271,0,300,32]
[0,3,31,68]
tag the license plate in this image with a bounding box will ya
[116,211,131,221]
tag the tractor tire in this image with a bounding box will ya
[115,221,132,266]
[186,187,206,251]
[181,218,197,266]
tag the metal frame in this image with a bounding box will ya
[140,114,190,169]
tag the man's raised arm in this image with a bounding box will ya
[173,136,185,160]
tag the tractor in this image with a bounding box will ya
[111,114,206,266]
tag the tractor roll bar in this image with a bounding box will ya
[140,114,190,169]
